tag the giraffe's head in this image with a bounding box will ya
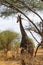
[17,15,21,23]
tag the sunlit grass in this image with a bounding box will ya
[0,48,43,65]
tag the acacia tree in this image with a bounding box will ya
[0,30,19,52]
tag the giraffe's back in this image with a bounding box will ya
[20,36,34,56]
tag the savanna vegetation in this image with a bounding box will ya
[0,0,43,65]
[0,30,43,65]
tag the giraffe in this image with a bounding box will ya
[17,15,34,56]
[35,40,43,57]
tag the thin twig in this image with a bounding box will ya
[29,31,40,44]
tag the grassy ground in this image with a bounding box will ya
[0,48,43,65]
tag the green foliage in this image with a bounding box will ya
[14,42,20,48]
[0,30,19,50]
[0,0,43,17]
[29,37,35,48]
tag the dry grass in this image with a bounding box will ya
[0,48,43,65]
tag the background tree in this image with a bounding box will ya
[0,30,19,52]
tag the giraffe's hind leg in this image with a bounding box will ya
[21,48,24,54]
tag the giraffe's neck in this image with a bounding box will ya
[20,21,27,37]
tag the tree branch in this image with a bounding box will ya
[25,27,38,34]
[29,31,40,44]
[1,0,43,37]
[18,0,43,21]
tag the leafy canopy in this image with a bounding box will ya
[0,30,19,50]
